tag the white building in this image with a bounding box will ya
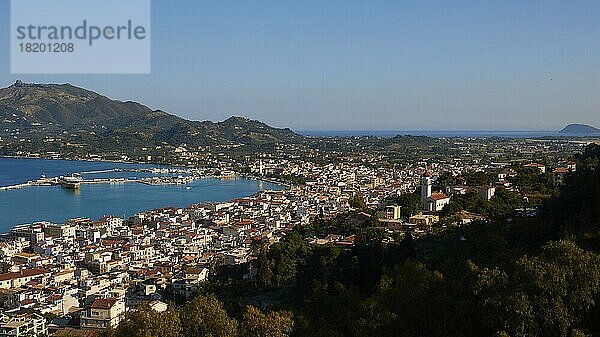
[421,170,450,212]
[420,171,433,209]
[478,185,496,201]
[80,298,125,329]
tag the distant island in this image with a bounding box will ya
[559,123,600,135]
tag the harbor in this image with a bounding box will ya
[0,172,289,191]
[0,175,202,191]
[0,167,231,191]
[0,158,283,228]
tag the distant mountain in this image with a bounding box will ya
[559,124,600,135]
[0,81,301,146]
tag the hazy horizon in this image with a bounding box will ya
[0,78,595,132]
[2,0,599,130]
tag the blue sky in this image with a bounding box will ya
[1,0,599,130]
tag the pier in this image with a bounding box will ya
[80,178,137,184]
[0,175,203,191]
[0,165,223,192]
[0,182,31,191]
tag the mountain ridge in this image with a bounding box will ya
[0,81,301,146]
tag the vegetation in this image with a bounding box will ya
[104,144,600,336]
[0,82,303,161]
[385,192,421,218]
[348,193,367,210]
[101,295,292,337]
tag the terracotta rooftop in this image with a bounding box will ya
[90,298,117,309]
[0,268,48,282]
[430,192,449,201]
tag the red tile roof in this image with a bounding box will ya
[0,268,48,282]
[90,298,117,309]
[430,192,449,201]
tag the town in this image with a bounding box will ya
[0,135,593,336]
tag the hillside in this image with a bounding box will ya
[0,81,301,146]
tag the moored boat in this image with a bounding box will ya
[60,175,83,189]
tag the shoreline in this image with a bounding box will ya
[0,157,292,232]
[0,155,294,187]
[0,156,184,188]
[0,154,172,167]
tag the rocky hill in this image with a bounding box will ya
[559,124,600,135]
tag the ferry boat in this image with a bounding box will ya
[219,170,237,179]
[60,175,83,189]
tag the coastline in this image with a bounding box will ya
[0,157,290,232]
[0,154,171,167]
[0,154,294,186]
[0,155,294,187]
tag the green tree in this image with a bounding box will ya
[355,228,386,293]
[484,188,521,218]
[350,194,367,210]
[464,171,491,186]
[256,245,273,289]
[298,244,341,295]
[111,302,181,337]
[435,171,455,191]
[453,191,486,214]
[472,240,600,337]
[181,294,238,337]
[375,259,451,337]
[240,306,294,337]
[396,192,421,218]
[268,231,308,286]
[441,201,463,218]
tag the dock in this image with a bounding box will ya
[0,166,215,192]
[0,182,32,191]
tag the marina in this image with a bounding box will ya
[0,158,283,230]
[0,174,201,191]
[0,165,241,191]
